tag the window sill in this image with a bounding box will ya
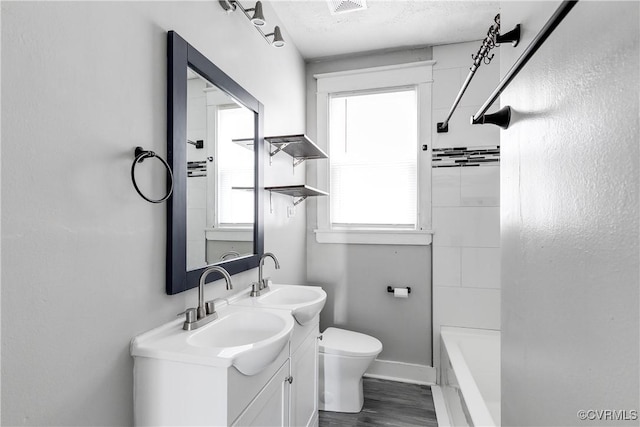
[314,229,433,245]
[205,227,253,242]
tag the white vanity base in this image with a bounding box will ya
[133,345,290,426]
[132,315,320,426]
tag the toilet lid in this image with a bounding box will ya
[319,327,383,357]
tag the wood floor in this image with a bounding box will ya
[318,378,438,427]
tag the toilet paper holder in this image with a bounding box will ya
[387,286,411,294]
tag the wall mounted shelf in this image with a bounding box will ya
[232,138,255,150]
[265,185,328,206]
[265,134,328,167]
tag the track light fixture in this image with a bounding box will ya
[219,0,285,48]
[248,1,266,26]
[265,26,285,48]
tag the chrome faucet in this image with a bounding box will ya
[182,266,233,331]
[251,252,280,297]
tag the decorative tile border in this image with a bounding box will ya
[432,146,500,168]
[187,160,207,177]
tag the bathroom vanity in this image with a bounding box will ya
[154,31,326,425]
[233,284,326,427]
[131,285,325,426]
[234,313,320,427]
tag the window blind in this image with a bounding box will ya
[329,88,417,228]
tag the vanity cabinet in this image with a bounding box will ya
[232,360,290,426]
[133,284,325,427]
[132,318,321,427]
[289,316,320,427]
[133,344,291,426]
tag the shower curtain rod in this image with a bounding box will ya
[471,0,579,129]
[437,14,521,133]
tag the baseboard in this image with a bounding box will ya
[364,359,436,385]
[431,385,451,427]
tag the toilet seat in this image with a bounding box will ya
[319,327,383,357]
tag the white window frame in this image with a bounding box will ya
[314,61,435,245]
[204,102,253,243]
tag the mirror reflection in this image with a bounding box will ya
[186,68,255,270]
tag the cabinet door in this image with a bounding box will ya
[232,360,291,427]
[291,331,319,427]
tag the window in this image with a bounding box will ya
[216,106,254,226]
[329,88,418,229]
[314,61,434,245]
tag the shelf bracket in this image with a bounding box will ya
[293,157,306,167]
[267,191,307,207]
[269,143,289,157]
[293,195,308,206]
[264,185,328,209]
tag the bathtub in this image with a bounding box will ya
[434,327,500,427]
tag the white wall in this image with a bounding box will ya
[431,40,501,376]
[305,48,435,374]
[1,2,306,425]
[500,2,639,425]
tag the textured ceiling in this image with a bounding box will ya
[268,0,500,59]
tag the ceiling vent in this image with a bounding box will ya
[327,0,367,15]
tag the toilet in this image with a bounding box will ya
[318,327,383,413]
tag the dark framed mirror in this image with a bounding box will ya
[167,31,264,295]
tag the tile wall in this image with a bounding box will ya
[431,42,501,378]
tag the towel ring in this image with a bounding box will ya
[131,147,174,204]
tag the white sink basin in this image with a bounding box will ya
[187,309,293,375]
[233,284,327,325]
[131,305,294,376]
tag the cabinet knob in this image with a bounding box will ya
[317,335,323,341]
[285,376,294,384]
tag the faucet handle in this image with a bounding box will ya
[181,308,199,330]
[178,308,197,323]
[205,300,215,315]
[177,307,195,317]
